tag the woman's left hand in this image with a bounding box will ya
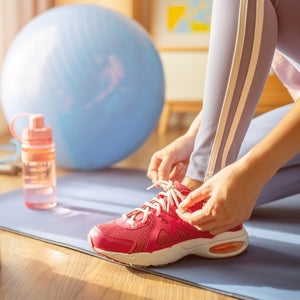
[177,160,263,235]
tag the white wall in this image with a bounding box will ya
[0,0,54,137]
[159,51,208,101]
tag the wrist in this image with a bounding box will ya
[179,131,197,152]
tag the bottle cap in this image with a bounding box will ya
[9,113,53,145]
[22,114,53,144]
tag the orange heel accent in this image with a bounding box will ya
[209,241,244,254]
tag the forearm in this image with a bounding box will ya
[185,111,202,139]
[240,99,300,184]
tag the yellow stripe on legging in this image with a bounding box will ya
[205,0,248,180]
[220,0,265,169]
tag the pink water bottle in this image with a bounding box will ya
[10,114,57,209]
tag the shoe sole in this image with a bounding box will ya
[88,227,249,267]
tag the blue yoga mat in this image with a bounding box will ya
[0,168,299,300]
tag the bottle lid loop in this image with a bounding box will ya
[9,113,32,142]
[9,113,53,144]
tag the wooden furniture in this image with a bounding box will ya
[55,0,151,29]
[158,74,294,135]
[158,100,202,135]
[254,74,294,114]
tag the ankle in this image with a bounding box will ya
[182,177,203,191]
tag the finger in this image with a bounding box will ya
[147,170,158,183]
[185,218,229,236]
[179,187,210,210]
[193,220,218,232]
[176,207,213,228]
[177,206,216,231]
[183,207,213,225]
[208,223,236,235]
[176,209,192,223]
[147,156,162,182]
[169,162,186,182]
[157,158,174,181]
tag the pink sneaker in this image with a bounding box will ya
[88,180,249,267]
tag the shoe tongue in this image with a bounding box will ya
[131,181,190,223]
[174,181,191,197]
[174,181,206,212]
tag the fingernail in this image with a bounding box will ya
[176,208,184,215]
[179,202,186,209]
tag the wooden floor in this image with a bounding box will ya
[0,124,234,300]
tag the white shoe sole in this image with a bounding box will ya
[90,227,249,267]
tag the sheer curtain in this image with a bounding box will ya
[0,0,55,136]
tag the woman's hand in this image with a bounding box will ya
[177,159,263,235]
[147,134,195,183]
[178,100,300,235]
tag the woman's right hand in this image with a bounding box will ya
[147,134,195,183]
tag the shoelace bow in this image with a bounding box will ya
[122,180,185,228]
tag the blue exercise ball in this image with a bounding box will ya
[1,4,164,170]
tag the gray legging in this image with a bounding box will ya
[185,0,300,205]
[239,104,300,205]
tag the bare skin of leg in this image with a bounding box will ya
[182,178,203,191]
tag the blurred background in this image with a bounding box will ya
[0,0,293,138]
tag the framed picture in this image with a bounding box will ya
[150,0,213,50]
